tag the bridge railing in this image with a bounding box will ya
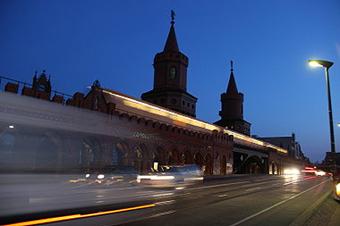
[0,75,72,101]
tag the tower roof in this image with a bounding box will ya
[163,10,179,52]
[226,61,239,95]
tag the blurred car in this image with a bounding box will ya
[69,165,138,185]
[136,164,203,188]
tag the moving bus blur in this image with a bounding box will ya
[137,164,203,188]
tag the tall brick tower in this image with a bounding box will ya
[141,11,197,117]
[214,61,251,135]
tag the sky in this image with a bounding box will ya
[1,0,340,162]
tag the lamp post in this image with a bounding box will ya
[308,59,336,153]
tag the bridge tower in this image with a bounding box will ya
[141,11,197,117]
[214,61,251,135]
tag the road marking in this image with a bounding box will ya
[217,194,228,198]
[152,192,174,197]
[4,203,156,226]
[147,210,176,219]
[228,179,329,226]
[154,200,175,206]
[245,186,262,192]
[188,181,249,191]
[283,176,315,186]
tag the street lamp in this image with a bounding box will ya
[308,59,336,153]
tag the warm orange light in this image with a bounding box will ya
[336,183,340,196]
[4,204,156,226]
[104,90,287,154]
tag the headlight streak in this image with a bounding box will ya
[283,168,300,175]
[97,174,105,179]
[137,175,175,183]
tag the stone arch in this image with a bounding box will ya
[159,123,167,130]
[167,149,179,165]
[194,152,204,168]
[145,119,153,126]
[132,145,144,173]
[119,113,130,120]
[220,155,227,175]
[204,153,213,175]
[270,161,278,175]
[242,155,265,174]
[35,133,59,171]
[152,122,160,129]
[155,147,166,165]
[115,142,130,166]
[137,117,146,124]
[183,151,193,164]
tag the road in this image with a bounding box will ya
[1,174,338,226]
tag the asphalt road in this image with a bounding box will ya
[1,174,338,226]
[119,175,335,226]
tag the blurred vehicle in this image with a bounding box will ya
[315,170,326,176]
[136,164,203,188]
[333,167,340,201]
[283,168,300,175]
[69,166,138,185]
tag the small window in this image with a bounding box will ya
[187,103,190,107]
[182,101,185,105]
[169,67,176,80]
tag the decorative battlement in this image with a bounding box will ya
[0,75,71,104]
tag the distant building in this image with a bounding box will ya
[141,15,197,117]
[214,61,251,135]
[257,133,306,160]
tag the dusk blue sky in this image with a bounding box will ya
[1,0,339,162]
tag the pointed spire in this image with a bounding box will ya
[226,60,239,95]
[164,10,179,52]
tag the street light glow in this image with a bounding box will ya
[308,59,334,69]
[308,60,323,68]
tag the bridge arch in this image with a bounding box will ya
[242,155,265,174]
[204,153,213,175]
[194,152,204,168]
[220,155,227,175]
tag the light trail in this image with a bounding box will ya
[4,203,156,226]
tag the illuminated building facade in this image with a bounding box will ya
[0,80,233,175]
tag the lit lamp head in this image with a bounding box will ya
[308,59,334,69]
